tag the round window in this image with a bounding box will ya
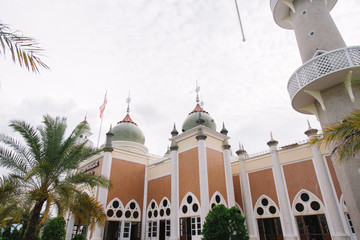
[300,193,310,202]
[269,206,276,214]
[160,209,164,217]
[166,208,171,216]
[148,211,152,218]
[295,203,304,212]
[311,201,320,211]
[257,207,264,215]
[151,202,155,209]
[107,209,114,217]
[130,202,136,210]
[187,195,193,204]
[215,195,221,203]
[116,210,123,218]
[163,199,168,207]
[182,205,188,214]
[125,211,131,218]
[154,210,158,217]
[211,203,216,208]
[112,200,119,208]
[192,203,199,212]
[133,211,139,219]
[261,198,269,206]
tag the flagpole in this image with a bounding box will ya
[97,90,107,148]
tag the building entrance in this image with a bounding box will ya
[104,221,140,240]
[257,218,283,240]
[296,214,330,240]
[180,217,201,240]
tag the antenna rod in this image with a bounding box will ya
[234,0,246,42]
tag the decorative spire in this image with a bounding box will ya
[104,124,114,152]
[171,123,179,137]
[305,120,318,137]
[236,142,246,156]
[267,131,279,147]
[220,122,228,135]
[195,80,200,103]
[126,91,131,114]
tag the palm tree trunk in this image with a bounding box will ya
[23,199,46,240]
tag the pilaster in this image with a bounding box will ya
[169,140,180,240]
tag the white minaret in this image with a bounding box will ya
[270,0,360,237]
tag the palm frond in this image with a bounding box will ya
[0,23,49,73]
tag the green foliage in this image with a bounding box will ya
[71,234,86,240]
[310,109,360,162]
[202,205,249,240]
[41,216,66,240]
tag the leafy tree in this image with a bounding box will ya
[0,115,110,240]
[310,109,360,162]
[0,23,49,73]
[41,216,66,240]
[71,234,86,240]
[202,205,249,240]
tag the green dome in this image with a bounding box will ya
[112,114,145,144]
[182,104,216,132]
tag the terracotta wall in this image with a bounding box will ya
[233,174,243,209]
[147,175,171,206]
[179,148,200,203]
[107,158,145,210]
[78,157,103,175]
[207,148,227,203]
[249,168,278,207]
[283,159,323,204]
[325,156,342,200]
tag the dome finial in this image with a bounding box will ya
[126,91,131,114]
[220,122,228,135]
[171,123,179,137]
[195,80,200,103]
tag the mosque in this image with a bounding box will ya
[65,0,360,239]
[64,93,355,240]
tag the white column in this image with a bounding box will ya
[305,126,350,240]
[267,136,298,240]
[169,141,180,240]
[141,163,148,240]
[223,139,235,207]
[91,130,113,240]
[236,147,257,240]
[196,128,210,225]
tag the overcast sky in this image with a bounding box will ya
[0,0,359,162]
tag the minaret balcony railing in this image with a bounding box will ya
[287,46,360,111]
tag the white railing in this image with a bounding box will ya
[287,46,360,100]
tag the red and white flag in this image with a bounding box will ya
[99,93,107,119]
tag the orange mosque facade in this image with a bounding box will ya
[65,100,356,240]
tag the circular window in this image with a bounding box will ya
[160,209,164,217]
[151,202,155,209]
[148,211,152,218]
[211,203,216,208]
[130,202,136,210]
[133,211,139,219]
[187,196,193,204]
[261,198,269,206]
[295,203,304,212]
[154,210,158,217]
[192,203,199,212]
[112,201,119,208]
[300,193,310,202]
[269,206,276,214]
[107,209,114,217]
[116,210,123,218]
[311,201,320,211]
[163,199,168,207]
[125,211,131,218]
[182,205,188,214]
[257,207,264,215]
[215,195,221,203]
[166,208,171,216]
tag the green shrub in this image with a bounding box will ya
[202,205,249,240]
[71,234,86,240]
[41,216,66,240]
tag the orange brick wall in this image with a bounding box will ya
[147,175,171,206]
[233,174,243,209]
[207,148,228,204]
[107,158,145,210]
[283,159,323,204]
[249,168,278,207]
[78,157,103,175]
[325,156,342,201]
[179,148,201,204]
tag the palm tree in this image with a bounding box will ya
[310,109,360,162]
[0,115,110,240]
[0,23,49,73]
